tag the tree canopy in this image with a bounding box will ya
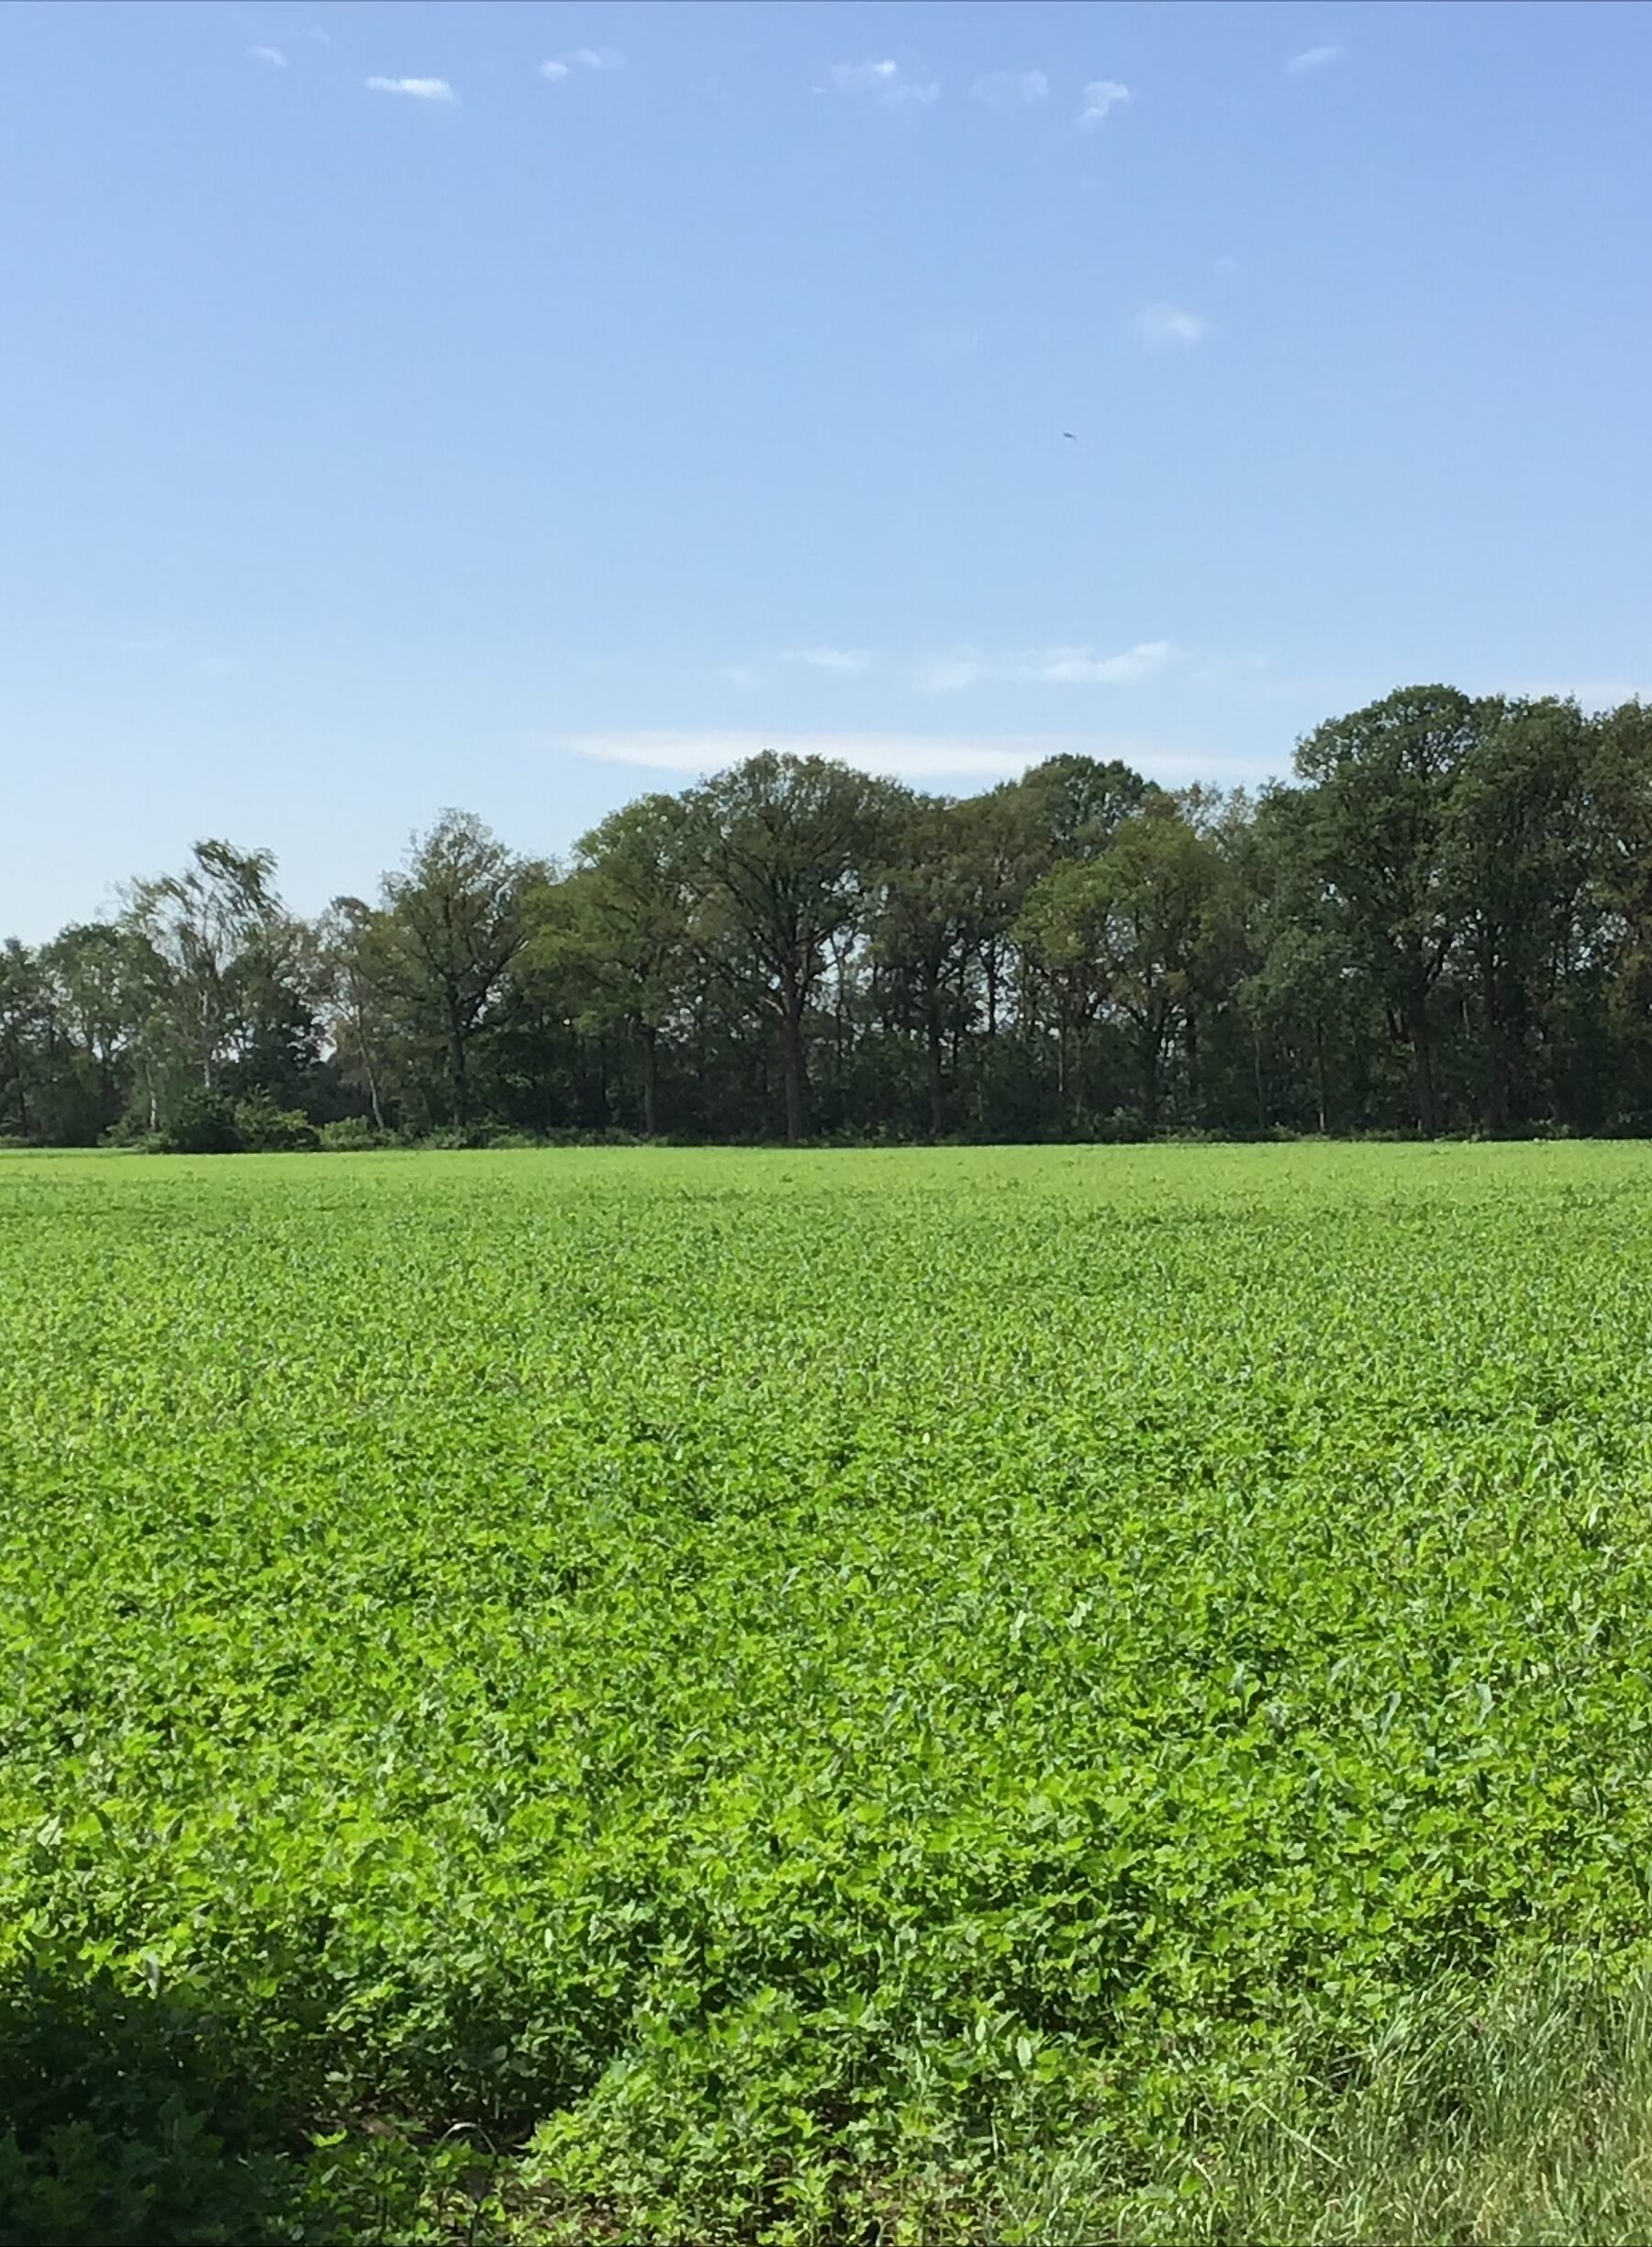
[8,689,1652,1147]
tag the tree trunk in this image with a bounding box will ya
[1185,1001,1200,1123]
[1405,986,1438,1135]
[1480,938,1517,1135]
[925,990,945,1138]
[1313,1018,1329,1135]
[1253,1022,1267,1131]
[780,983,809,1144]
[355,1018,385,1131]
[641,1023,660,1137]
[447,1000,469,1126]
[1142,1027,1160,1131]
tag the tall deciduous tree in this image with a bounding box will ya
[687,754,895,1144]
[1293,686,1480,1133]
[124,840,284,1097]
[872,793,981,1137]
[315,898,396,1132]
[561,793,696,1136]
[1441,697,1593,1130]
[1020,799,1226,1128]
[380,811,542,1126]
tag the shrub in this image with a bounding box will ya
[318,1116,388,1153]
[160,1090,240,1155]
[233,1095,319,1153]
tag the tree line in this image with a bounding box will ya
[7,684,1652,1149]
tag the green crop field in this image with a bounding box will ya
[7,1144,1652,2244]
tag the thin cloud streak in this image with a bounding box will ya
[1077,80,1130,129]
[823,61,940,107]
[915,323,982,361]
[1287,44,1343,74]
[564,730,1264,789]
[365,76,457,103]
[1135,303,1210,349]
[971,71,1049,108]
[248,45,288,68]
[567,732,1059,780]
[779,646,875,676]
[918,641,1174,691]
[540,47,626,80]
[1506,680,1652,711]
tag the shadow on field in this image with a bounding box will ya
[0,1967,513,2247]
[0,1967,314,2245]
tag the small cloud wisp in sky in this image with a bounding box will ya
[918,641,1173,691]
[541,47,626,80]
[248,45,287,69]
[1077,80,1130,129]
[823,61,940,107]
[365,76,457,104]
[568,732,1056,781]
[1287,44,1343,74]
[1135,303,1210,350]
[971,71,1049,109]
[780,646,874,676]
[1019,642,1171,685]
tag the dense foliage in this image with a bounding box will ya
[9,686,1652,1146]
[6,1144,1652,2241]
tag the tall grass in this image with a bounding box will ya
[998,1962,1652,2244]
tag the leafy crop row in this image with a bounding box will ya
[4,1145,1652,2241]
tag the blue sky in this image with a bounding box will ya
[5,0,1651,936]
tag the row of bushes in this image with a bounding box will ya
[89,1092,1632,1157]
[142,1092,647,1155]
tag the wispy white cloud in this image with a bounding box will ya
[249,45,287,68]
[1286,44,1342,74]
[563,730,1249,788]
[715,664,765,689]
[822,60,940,107]
[568,732,1056,781]
[1134,303,1210,349]
[365,76,457,103]
[918,641,1174,692]
[916,655,986,693]
[971,70,1049,108]
[541,46,626,81]
[1021,642,1172,684]
[779,645,874,676]
[915,322,982,361]
[114,637,166,654]
[309,25,331,45]
[1077,79,1130,129]
[1506,679,1652,711]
